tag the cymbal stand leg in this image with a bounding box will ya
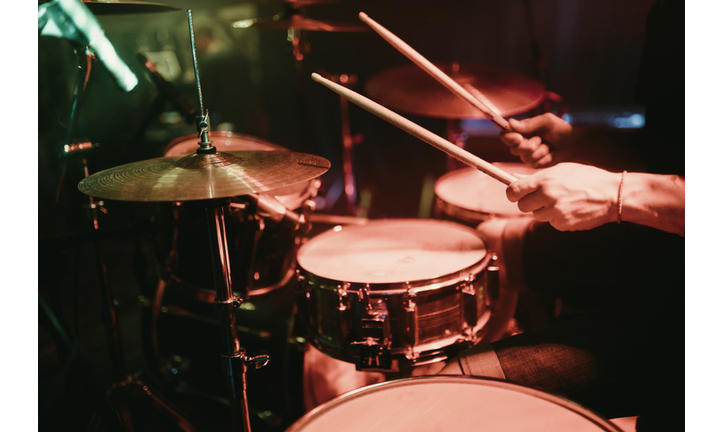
[80,158,138,431]
[81,161,197,432]
[205,200,269,432]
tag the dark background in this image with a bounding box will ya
[39,0,655,233]
[34,1,688,431]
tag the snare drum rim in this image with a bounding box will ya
[298,255,490,295]
[287,376,623,432]
[296,219,490,293]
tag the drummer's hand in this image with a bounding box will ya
[499,113,573,168]
[506,163,620,232]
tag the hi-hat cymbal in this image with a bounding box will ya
[232,14,368,32]
[78,150,331,202]
[364,63,547,119]
[81,0,179,15]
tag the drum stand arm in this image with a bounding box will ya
[205,200,269,432]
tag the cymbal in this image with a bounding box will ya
[364,63,547,119]
[81,1,180,15]
[78,150,331,202]
[232,14,368,32]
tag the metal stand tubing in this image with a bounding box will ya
[131,376,198,432]
[339,96,357,216]
[205,199,253,432]
[205,200,237,303]
[56,47,92,202]
[89,222,136,431]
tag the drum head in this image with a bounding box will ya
[287,376,621,432]
[435,163,539,218]
[297,219,487,285]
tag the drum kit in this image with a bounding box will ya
[40,1,623,432]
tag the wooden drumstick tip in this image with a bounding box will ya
[359,12,369,20]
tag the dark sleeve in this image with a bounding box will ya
[634,0,685,176]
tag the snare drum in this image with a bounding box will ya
[296,219,497,370]
[287,376,622,432]
[163,131,318,297]
[434,162,539,226]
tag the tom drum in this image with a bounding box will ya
[163,131,318,297]
[434,162,539,227]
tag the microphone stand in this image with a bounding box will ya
[55,45,93,203]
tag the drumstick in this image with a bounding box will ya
[311,73,518,186]
[358,12,510,131]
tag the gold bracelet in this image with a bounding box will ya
[617,171,627,224]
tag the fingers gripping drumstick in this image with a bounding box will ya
[358,12,510,131]
[311,73,518,186]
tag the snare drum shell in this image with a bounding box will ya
[296,220,492,366]
[287,376,623,432]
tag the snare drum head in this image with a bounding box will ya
[287,376,621,432]
[297,219,487,285]
[435,163,539,218]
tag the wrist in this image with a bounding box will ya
[616,173,685,236]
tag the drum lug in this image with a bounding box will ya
[350,287,392,370]
[336,283,350,311]
[461,274,478,337]
[485,254,500,309]
[403,288,418,348]
[358,284,372,310]
[461,275,476,296]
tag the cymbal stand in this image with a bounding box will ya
[338,76,359,216]
[289,29,361,215]
[204,199,270,432]
[51,42,136,430]
[51,38,196,432]
[188,10,269,431]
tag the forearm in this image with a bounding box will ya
[619,173,685,236]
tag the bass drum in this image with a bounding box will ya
[434,162,539,227]
[287,376,623,432]
[162,131,319,298]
